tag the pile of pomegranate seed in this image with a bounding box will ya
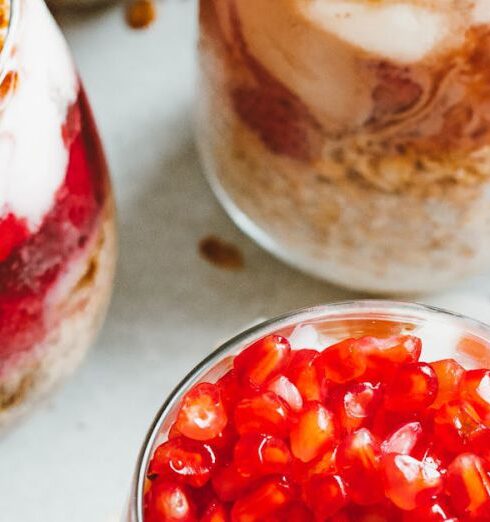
[144,332,490,521]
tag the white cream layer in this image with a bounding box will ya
[233,0,473,130]
[304,1,449,64]
[0,0,78,231]
[473,0,490,24]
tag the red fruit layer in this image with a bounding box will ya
[208,0,323,163]
[145,333,490,521]
[0,85,108,361]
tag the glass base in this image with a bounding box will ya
[197,133,465,296]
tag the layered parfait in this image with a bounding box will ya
[198,0,490,293]
[0,0,115,427]
[132,302,490,521]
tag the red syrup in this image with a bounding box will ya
[0,84,109,365]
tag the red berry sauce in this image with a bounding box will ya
[145,334,490,521]
[0,85,108,365]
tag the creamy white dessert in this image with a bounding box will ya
[1,0,77,230]
[198,0,490,293]
[0,0,116,428]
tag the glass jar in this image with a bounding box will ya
[47,0,114,9]
[125,300,490,521]
[0,0,116,428]
[197,1,490,294]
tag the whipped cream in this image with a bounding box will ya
[472,0,490,24]
[0,0,78,231]
[234,0,473,130]
[304,1,449,63]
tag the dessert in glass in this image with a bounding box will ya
[197,0,490,293]
[0,0,116,428]
[126,301,490,521]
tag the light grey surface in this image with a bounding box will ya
[1,3,490,521]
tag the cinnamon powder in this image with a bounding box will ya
[126,0,157,30]
[199,235,244,271]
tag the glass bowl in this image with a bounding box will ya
[125,300,490,521]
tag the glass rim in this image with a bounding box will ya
[129,299,490,521]
[0,0,18,83]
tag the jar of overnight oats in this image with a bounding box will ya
[0,0,116,428]
[197,0,490,294]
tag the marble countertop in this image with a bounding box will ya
[1,2,490,521]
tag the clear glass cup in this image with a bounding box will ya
[0,0,116,428]
[125,300,490,521]
[197,1,490,294]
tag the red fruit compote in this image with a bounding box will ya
[0,0,116,428]
[127,301,490,521]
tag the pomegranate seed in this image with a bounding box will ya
[179,432,235,470]
[234,433,291,477]
[370,407,421,440]
[469,426,490,461]
[381,422,423,456]
[410,442,448,476]
[328,511,351,522]
[267,375,303,412]
[176,383,228,441]
[231,477,293,522]
[189,484,215,515]
[212,463,257,502]
[348,502,402,521]
[358,335,422,366]
[217,370,243,413]
[384,363,438,412]
[204,423,238,455]
[290,401,336,463]
[147,437,217,487]
[286,349,322,401]
[303,474,347,519]
[276,502,312,522]
[382,454,442,511]
[433,400,485,453]
[234,335,291,388]
[315,338,367,384]
[460,369,490,417]
[201,500,229,522]
[145,480,196,522]
[333,382,382,433]
[234,392,290,438]
[291,449,336,485]
[336,428,384,505]
[168,422,181,440]
[445,453,490,518]
[429,359,465,409]
[351,502,404,522]
[402,499,456,521]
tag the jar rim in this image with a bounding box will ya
[127,299,490,521]
[0,0,18,83]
